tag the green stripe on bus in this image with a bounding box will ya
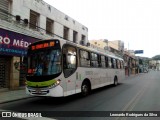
[27,79,57,87]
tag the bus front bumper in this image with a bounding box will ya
[26,85,64,97]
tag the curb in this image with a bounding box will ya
[0,96,35,104]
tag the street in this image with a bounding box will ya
[0,70,160,120]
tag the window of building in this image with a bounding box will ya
[46,18,54,35]
[29,10,39,30]
[80,35,86,45]
[81,35,86,41]
[80,50,90,67]
[73,31,78,43]
[0,0,11,20]
[63,26,69,40]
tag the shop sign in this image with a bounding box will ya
[0,28,40,56]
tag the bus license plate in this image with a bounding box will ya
[36,88,41,93]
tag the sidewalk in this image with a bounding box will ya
[0,87,33,104]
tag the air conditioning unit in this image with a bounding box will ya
[80,40,84,45]
[24,19,28,25]
[86,42,90,46]
[16,15,21,21]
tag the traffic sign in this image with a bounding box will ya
[134,50,143,54]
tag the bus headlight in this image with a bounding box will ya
[49,80,60,88]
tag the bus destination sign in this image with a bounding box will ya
[31,41,55,50]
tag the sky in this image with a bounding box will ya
[43,0,160,58]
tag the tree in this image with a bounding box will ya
[152,55,160,60]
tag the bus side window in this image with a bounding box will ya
[108,57,112,68]
[80,49,90,67]
[91,53,98,67]
[105,57,108,68]
[113,59,117,69]
[101,56,105,68]
[117,60,120,69]
[98,55,102,67]
[111,58,114,68]
[119,60,122,69]
[121,61,124,69]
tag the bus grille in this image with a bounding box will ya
[28,89,49,95]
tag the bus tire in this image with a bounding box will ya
[81,81,91,96]
[114,76,118,86]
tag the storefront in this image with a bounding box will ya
[0,28,40,90]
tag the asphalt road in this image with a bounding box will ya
[0,70,160,120]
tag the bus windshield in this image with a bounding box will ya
[27,49,61,76]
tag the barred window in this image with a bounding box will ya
[63,26,69,40]
[0,0,11,20]
[46,18,54,35]
[29,10,39,30]
[81,35,86,41]
[73,31,78,43]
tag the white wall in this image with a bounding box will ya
[9,0,88,43]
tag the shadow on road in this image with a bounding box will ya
[0,83,124,112]
[29,83,123,106]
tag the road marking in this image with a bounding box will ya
[115,84,148,120]
[0,109,57,120]
[122,87,146,111]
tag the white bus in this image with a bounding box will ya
[26,39,125,97]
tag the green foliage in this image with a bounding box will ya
[152,55,160,60]
[139,59,143,64]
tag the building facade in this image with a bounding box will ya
[89,39,124,57]
[108,40,124,52]
[0,0,88,90]
[123,50,138,76]
[149,60,159,70]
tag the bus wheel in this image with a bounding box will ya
[114,77,118,86]
[81,81,90,96]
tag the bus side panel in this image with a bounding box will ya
[63,68,125,96]
[75,67,93,93]
[76,67,113,90]
[64,73,76,96]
